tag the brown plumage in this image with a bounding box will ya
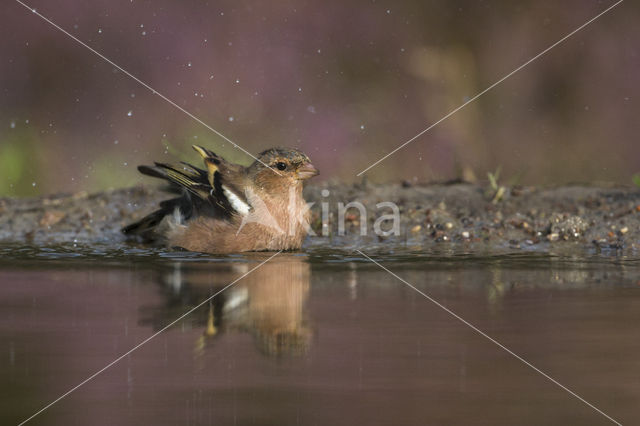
[122,145,318,253]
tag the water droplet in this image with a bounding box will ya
[141,31,146,36]
[235,79,240,84]
[114,140,119,144]
[386,9,391,14]
[10,121,15,129]
[98,28,103,34]
[32,182,36,187]
[123,162,128,166]
[298,87,302,92]
[187,62,192,67]
[360,124,365,130]
[139,24,144,28]
[209,74,214,79]
[228,116,234,122]
[317,49,321,54]
[127,110,133,117]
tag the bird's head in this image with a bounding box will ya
[248,147,319,191]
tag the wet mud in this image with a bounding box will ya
[1,182,639,254]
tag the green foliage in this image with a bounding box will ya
[487,167,501,191]
[91,154,140,190]
[487,166,505,204]
[0,129,37,196]
[632,174,640,188]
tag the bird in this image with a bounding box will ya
[122,145,319,253]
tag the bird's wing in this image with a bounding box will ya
[138,161,211,200]
[136,146,252,217]
[191,145,251,216]
[122,146,253,238]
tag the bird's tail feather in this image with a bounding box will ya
[122,196,193,238]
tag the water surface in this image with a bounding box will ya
[1,245,639,425]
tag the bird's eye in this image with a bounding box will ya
[276,162,287,171]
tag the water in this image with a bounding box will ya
[1,245,639,425]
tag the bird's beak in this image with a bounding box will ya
[297,162,319,180]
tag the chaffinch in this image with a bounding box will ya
[123,145,319,253]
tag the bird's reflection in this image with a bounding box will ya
[140,255,311,358]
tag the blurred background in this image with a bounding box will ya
[0,0,638,196]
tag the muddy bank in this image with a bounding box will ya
[1,182,639,254]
